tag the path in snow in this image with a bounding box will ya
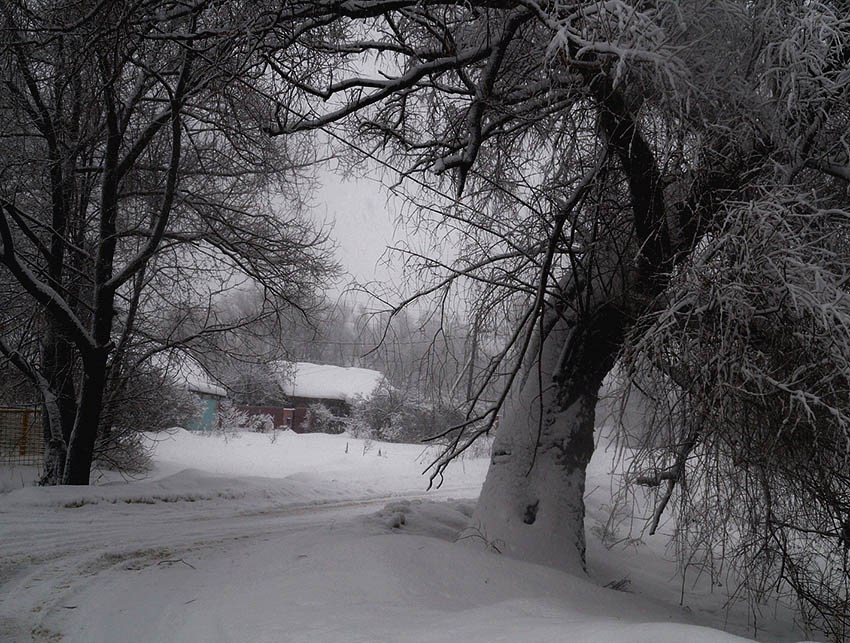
[0,430,812,642]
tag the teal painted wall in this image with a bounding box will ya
[187,398,219,432]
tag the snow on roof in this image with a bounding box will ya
[184,376,227,399]
[279,362,384,403]
[155,353,227,398]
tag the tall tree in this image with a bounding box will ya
[0,0,336,484]
[268,0,850,634]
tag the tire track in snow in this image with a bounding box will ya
[0,485,481,642]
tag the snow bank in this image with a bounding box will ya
[0,428,811,642]
[0,464,40,493]
[0,429,486,511]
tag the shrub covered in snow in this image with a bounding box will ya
[93,429,153,474]
[247,413,275,434]
[214,402,248,435]
[349,382,464,444]
[94,367,203,473]
[305,403,345,434]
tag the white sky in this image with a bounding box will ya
[313,158,463,314]
[314,167,400,298]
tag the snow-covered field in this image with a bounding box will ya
[1,430,812,642]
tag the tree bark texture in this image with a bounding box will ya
[469,71,691,573]
[39,325,77,484]
[62,350,109,485]
[471,316,603,574]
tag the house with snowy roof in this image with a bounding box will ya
[258,362,384,432]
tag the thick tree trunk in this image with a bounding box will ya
[39,326,77,485]
[467,68,689,572]
[62,351,108,485]
[39,392,67,487]
[470,315,607,574]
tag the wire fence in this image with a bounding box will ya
[0,407,43,469]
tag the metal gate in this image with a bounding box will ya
[0,407,43,468]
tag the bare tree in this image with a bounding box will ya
[621,192,850,640]
[263,0,850,635]
[0,0,336,484]
[6,0,849,634]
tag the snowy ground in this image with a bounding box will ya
[1,430,816,642]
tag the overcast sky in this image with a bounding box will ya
[313,169,397,297]
[312,159,461,312]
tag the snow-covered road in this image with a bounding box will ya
[0,430,810,642]
[2,493,458,642]
[1,431,490,642]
